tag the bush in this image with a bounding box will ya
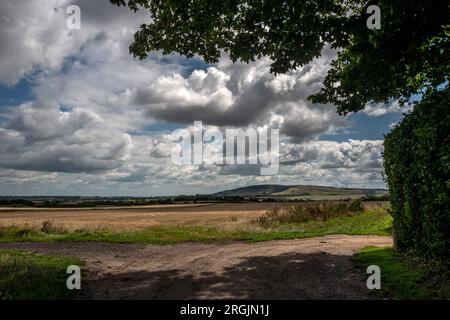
[383,87,450,263]
[41,220,53,233]
[255,200,364,226]
[348,199,364,212]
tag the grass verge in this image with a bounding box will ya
[354,247,450,299]
[0,210,392,244]
[0,249,83,299]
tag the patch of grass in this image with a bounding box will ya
[0,210,392,245]
[244,209,392,242]
[354,247,450,299]
[0,225,242,244]
[0,249,83,299]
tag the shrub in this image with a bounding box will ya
[383,87,450,264]
[41,220,53,233]
[255,200,364,226]
[348,199,364,212]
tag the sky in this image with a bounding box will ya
[0,0,413,196]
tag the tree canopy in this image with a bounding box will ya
[110,0,449,114]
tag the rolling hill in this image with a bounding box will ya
[213,184,387,199]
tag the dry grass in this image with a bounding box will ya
[0,201,390,235]
[0,202,392,244]
[0,202,278,233]
[254,200,364,226]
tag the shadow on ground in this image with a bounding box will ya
[85,251,380,300]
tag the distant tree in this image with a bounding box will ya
[110,0,449,113]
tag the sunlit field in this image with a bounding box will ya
[0,201,391,244]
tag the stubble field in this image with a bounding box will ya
[0,201,405,299]
[0,202,287,232]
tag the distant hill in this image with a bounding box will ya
[213,184,387,198]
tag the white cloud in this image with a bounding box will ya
[1,100,132,173]
[0,0,151,86]
[362,100,413,116]
[0,0,388,195]
[131,48,349,143]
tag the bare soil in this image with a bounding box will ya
[0,235,392,299]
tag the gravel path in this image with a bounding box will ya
[0,235,392,299]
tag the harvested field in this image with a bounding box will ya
[0,202,393,299]
[0,202,288,231]
[0,202,387,232]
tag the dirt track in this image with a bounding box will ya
[0,235,392,299]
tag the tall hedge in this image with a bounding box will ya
[383,87,450,262]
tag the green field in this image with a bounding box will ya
[0,249,82,299]
[355,247,450,299]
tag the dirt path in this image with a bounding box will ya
[0,235,392,299]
